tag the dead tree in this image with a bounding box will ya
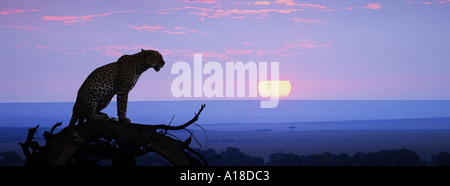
[20,104,206,166]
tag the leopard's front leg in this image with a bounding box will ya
[117,91,131,123]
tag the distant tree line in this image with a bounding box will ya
[139,147,450,166]
[2,147,450,166]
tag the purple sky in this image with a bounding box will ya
[1,0,450,102]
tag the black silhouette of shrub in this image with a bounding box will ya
[266,152,303,166]
[432,152,450,166]
[353,149,422,166]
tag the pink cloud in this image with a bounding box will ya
[80,45,242,61]
[242,40,267,46]
[408,1,450,4]
[364,3,382,10]
[320,9,333,12]
[298,3,327,9]
[129,24,208,36]
[82,38,331,61]
[289,18,327,24]
[101,50,122,57]
[274,0,298,6]
[254,1,271,6]
[169,6,213,11]
[36,45,68,50]
[201,51,228,59]
[28,9,43,12]
[274,0,327,9]
[83,45,153,52]
[84,45,138,51]
[280,39,331,49]
[42,10,136,25]
[42,16,74,21]
[189,11,210,16]
[346,6,355,10]
[269,39,331,56]
[0,8,42,15]
[224,39,331,57]
[42,16,80,24]
[0,9,26,15]
[212,8,302,18]
[82,45,154,57]
[129,24,164,31]
[184,0,216,3]
[170,6,302,20]
[82,45,226,61]
[165,29,208,36]
[161,30,188,34]
[226,49,265,56]
[0,25,44,31]
[168,6,213,20]
[223,41,330,57]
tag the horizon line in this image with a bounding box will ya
[1,99,450,104]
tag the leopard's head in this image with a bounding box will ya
[139,49,165,72]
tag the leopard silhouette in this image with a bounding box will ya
[69,49,165,126]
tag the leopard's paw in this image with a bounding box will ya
[119,117,131,123]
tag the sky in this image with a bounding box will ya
[1,0,450,102]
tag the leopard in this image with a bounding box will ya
[69,49,165,126]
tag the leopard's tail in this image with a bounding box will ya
[69,102,83,126]
[69,104,82,126]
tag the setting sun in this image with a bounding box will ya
[258,80,292,98]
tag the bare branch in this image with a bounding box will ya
[19,125,39,160]
[152,104,206,131]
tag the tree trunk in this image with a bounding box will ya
[21,104,206,166]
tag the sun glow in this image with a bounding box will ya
[258,80,292,98]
